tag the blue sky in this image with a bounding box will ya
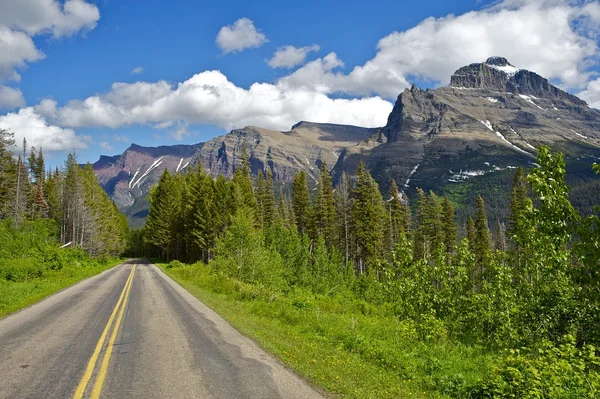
[1,0,600,167]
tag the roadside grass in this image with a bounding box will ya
[160,261,497,398]
[0,258,122,318]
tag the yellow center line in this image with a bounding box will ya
[90,263,136,398]
[73,263,136,399]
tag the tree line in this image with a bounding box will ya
[140,146,600,349]
[0,129,127,257]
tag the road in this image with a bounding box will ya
[0,260,324,399]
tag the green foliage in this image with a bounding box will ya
[0,218,120,316]
[468,336,600,398]
[212,209,284,290]
[142,144,600,398]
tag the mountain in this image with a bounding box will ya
[94,57,600,226]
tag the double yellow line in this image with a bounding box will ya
[73,263,137,399]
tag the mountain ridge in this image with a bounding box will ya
[93,57,600,226]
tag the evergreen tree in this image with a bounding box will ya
[474,195,491,279]
[385,179,409,255]
[187,165,215,262]
[351,162,385,274]
[424,191,443,253]
[232,146,258,217]
[0,129,16,219]
[335,172,352,268]
[413,188,428,261]
[262,170,276,227]
[466,216,476,253]
[292,170,311,235]
[315,161,337,247]
[256,171,266,228]
[441,196,458,256]
[508,166,529,273]
[145,169,182,260]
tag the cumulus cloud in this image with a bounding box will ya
[100,141,113,151]
[0,107,89,151]
[279,0,600,98]
[130,66,144,75]
[0,26,44,82]
[45,70,392,131]
[168,123,190,141]
[0,86,26,109]
[0,0,99,82]
[268,45,320,68]
[578,77,600,108]
[0,0,99,37]
[216,18,268,54]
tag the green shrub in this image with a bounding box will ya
[166,260,185,269]
[0,258,44,282]
[467,336,600,398]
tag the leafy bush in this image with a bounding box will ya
[466,336,600,398]
[166,260,185,269]
[0,258,44,282]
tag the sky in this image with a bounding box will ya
[1,0,600,167]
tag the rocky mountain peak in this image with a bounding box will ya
[448,57,585,105]
[485,56,512,67]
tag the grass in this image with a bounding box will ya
[0,258,122,318]
[160,261,497,398]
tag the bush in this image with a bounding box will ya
[0,258,44,282]
[466,336,600,398]
[166,260,185,269]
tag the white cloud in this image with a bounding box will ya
[0,86,26,109]
[100,141,113,151]
[0,0,99,83]
[0,26,44,82]
[278,0,600,98]
[131,66,144,75]
[168,123,190,141]
[578,77,600,108]
[0,107,89,152]
[113,134,129,143]
[46,70,392,131]
[268,45,320,68]
[0,0,99,37]
[216,18,267,54]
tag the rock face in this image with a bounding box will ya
[94,57,600,225]
[94,123,377,226]
[335,57,600,197]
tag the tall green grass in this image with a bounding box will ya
[161,261,497,398]
[0,219,121,318]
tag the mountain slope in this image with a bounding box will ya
[94,57,600,225]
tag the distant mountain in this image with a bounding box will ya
[94,57,600,226]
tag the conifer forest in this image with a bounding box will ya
[135,145,600,397]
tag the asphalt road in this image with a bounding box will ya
[0,260,324,399]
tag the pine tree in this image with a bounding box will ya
[424,191,443,253]
[441,196,457,256]
[263,170,276,227]
[466,216,476,253]
[351,162,385,274]
[508,166,529,272]
[292,170,311,235]
[186,165,215,262]
[256,171,266,228]
[145,169,182,260]
[0,129,16,219]
[315,161,337,247]
[494,220,507,252]
[474,195,491,279]
[335,172,352,268]
[232,145,258,217]
[413,188,428,261]
[385,180,409,255]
